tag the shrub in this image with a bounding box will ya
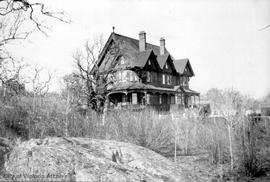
[0,102,29,139]
[235,116,270,177]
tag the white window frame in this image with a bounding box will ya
[162,74,166,84]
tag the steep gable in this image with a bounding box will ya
[157,54,169,69]
[174,58,194,76]
[143,51,160,71]
[96,32,195,77]
[157,54,177,74]
[97,32,170,69]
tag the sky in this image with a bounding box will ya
[10,0,270,98]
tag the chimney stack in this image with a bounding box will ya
[139,31,146,52]
[160,37,165,55]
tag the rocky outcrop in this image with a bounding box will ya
[3,137,187,181]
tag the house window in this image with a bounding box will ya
[151,72,157,83]
[146,94,150,104]
[130,72,134,81]
[167,75,172,85]
[129,71,138,82]
[183,76,189,87]
[148,60,151,65]
[162,74,166,84]
[165,63,168,69]
[134,74,138,81]
[146,71,151,82]
[126,71,130,81]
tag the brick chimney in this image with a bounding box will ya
[160,37,165,55]
[139,31,146,52]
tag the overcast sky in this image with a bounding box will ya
[11,0,270,98]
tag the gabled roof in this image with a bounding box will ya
[157,54,169,68]
[97,32,195,76]
[97,32,169,69]
[133,50,154,67]
[112,33,169,56]
[174,58,194,76]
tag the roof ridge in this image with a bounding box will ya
[113,32,161,49]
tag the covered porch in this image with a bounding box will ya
[107,90,176,112]
[180,87,200,108]
[107,82,200,111]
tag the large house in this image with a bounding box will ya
[96,31,200,111]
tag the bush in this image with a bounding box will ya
[103,109,174,154]
[235,116,270,177]
[0,102,29,139]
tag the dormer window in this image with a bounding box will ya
[167,75,172,85]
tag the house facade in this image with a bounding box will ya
[96,31,200,111]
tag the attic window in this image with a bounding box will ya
[118,56,125,65]
[148,60,151,65]
[165,63,168,69]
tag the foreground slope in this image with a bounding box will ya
[3,137,187,182]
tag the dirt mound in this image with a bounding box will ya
[2,137,186,181]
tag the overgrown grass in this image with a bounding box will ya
[0,95,269,177]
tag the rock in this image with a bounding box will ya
[3,137,187,181]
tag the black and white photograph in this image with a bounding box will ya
[0,0,270,181]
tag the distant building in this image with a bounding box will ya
[96,31,200,111]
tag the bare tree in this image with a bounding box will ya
[0,0,69,43]
[0,0,69,93]
[0,53,27,103]
[27,66,52,138]
[31,66,52,97]
[73,36,122,115]
[220,90,243,170]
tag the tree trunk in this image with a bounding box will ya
[228,124,234,171]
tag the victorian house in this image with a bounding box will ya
[96,31,200,111]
